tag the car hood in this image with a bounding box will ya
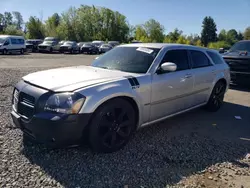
[223,51,250,58]
[60,45,72,47]
[39,43,53,46]
[22,65,138,92]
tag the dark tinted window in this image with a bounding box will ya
[207,51,224,65]
[230,41,250,52]
[17,39,24,44]
[92,47,160,73]
[190,50,211,68]
[161,50,189,71]
[11,38,18,44]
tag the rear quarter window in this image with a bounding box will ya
[207,51,224,65]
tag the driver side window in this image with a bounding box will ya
[161,49,190,71]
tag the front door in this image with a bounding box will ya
[150,49,194,121]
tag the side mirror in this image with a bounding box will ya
[95,56,99,60]
[157,62,177,74]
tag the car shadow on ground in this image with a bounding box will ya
[21,101,250,188]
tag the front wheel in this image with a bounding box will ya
[205,81,226,112]
[88,98,136,153]
[3,49,7,55]
[20,48,24,54]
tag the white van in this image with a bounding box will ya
[0,35,26,55]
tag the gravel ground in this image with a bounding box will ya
[0,53,250,188]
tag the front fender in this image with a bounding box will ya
[78,80,144,122]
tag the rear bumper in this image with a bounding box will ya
[11,110,92,147]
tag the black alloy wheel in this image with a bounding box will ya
[206,81,226,112]
[89,98,136,153]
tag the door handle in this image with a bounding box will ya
[212,70,216,73]
[185,74,192,78]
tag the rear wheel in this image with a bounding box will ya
[205,81,226,112]
[89,98,136,153]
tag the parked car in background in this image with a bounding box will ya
[11,43,230,153]
[77,42,85,48]
[81,43,99,54]
[222,40,250,86]
[0,35,26,55]
[99,44,113,53]
[92,40,105,48]
[59,41,80,54]
[38,37,60,53]
[25,39,43,52]
[108,41,120,47]
[59,40,65,46]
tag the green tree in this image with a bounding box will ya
[218,29,227,41]
[186,34,200,45]
[244,27,250,40]
[3,24,23,35]
[167,28,183,43]
[226,29,238,45]
[208,41,231,49]
[12,11,23,30]
[135,25,148,42]
[3,12,13,26]
[45,13,61,37]
[237,31,244,41]
[201,16,217,46]
[26,16,45,39]
[176,35,191,44]
[143,19,164,42]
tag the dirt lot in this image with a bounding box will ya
[0,53,250,188]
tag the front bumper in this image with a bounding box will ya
[11,110,92,147]
[60,48,72,53]
[38,47,51,52]
[230,71,250,84]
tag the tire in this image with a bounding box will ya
[3,49,7,55]
[89,98,136,153]
[20,48,24,54]
[205,81,226,112]
[49,48,53,53]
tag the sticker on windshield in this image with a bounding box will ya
[136,47,153,54]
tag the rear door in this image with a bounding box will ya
[188,50,215,105]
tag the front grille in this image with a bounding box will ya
[60,47,69,50]
[224,58,250,73]
[18,92,36,119]
[39,46,47,49]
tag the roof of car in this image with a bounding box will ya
[119,43,217,52]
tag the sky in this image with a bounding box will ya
[1,0,250,35]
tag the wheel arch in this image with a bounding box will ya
[90,95,140,127]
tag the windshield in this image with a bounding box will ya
[0,38,6,44]
[91,46,160,73]
[229,41,250,52]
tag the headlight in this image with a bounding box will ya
[44,92,85,114]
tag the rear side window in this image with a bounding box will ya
[161,50,190,71]
[190,50,211,68]
[206,51,224,65]
[18,39,25,44]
